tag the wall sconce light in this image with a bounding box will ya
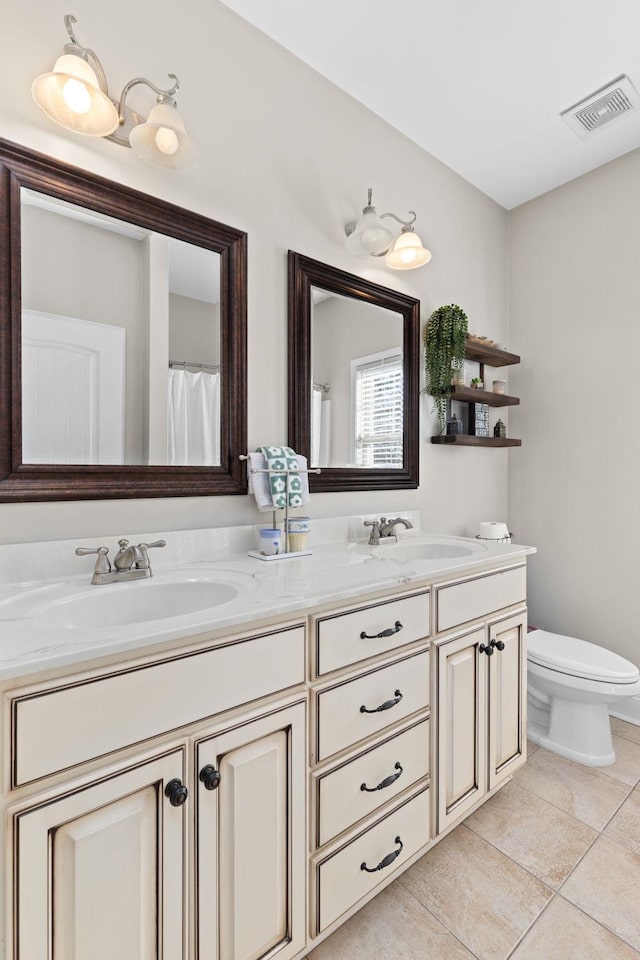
[345,188,432,270]
[31,14,196,171]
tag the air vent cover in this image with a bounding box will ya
[561,75,639,138]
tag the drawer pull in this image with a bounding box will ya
[360,620,403,640]
[361,836,404,873]
[361,762,403,792]
[490,639,506,651]
[360,689,403,714]
[199,765,222,791]
[165,778,189,807]
[479,643,494,657]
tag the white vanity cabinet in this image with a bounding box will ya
[195,702,307,960]
[13,747,187,960]
[4,623,308,960]
[433,601,527,834]
[1,550,532,960]
[309,591,432,936]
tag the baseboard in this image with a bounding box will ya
[610,696,640,726]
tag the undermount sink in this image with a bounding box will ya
[1,568,257,630]
[350,536,488,563]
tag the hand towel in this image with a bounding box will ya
[256,445,310,509]
[247,451,275,512]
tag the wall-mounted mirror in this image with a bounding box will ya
[0,138,247,501]
[288,252,419,492]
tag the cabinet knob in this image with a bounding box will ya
[165,778,189,806]
[199,765,222,791]
[491,639,506,651]
[479,643,494,657]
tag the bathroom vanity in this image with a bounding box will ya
[0,521,533,960]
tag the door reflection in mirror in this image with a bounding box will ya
[310,288,403,468]
[20,189,221,466]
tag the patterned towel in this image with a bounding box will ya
[256,445,304,508]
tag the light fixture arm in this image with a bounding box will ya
[116,74,180,125]
[380,210,418,230]
[62,15,110,96]
[63,13,80,45]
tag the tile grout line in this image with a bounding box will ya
[394,873,483,960]
[510,767,635,834]
[503,892,559,960]
[462,790,598,894]
[555,892,640,958]
[521,746,638,813]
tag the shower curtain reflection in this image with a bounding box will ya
[168,367,220,466]
[310,385,332,468]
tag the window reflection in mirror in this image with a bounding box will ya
[311,288,403,469]
[20,189,221,467]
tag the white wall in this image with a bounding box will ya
[169,294,220,368]
[0,0,509,544]
[509,147,640,664]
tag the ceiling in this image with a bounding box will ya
[219,0,640,209]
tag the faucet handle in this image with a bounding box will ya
[364,520,381,545]
[75,546,111,575]
[137,539,167,571]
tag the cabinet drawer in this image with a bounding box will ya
[316,651,429,762]
[316,719,429,847]
[11,625,306,786]
[437,565,526,632]
[315,591,430,676]
[316,788,430,932]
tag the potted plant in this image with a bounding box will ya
[423,304,468,433]
[471,377,484,390]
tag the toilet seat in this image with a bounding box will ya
[528,630,639,684]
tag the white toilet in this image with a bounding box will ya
[527,629,640,766]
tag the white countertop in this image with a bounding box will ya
[0,515,535,680]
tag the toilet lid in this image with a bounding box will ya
[528,630,640,683]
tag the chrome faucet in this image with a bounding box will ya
[75,539,166,585]
[364,517,414,545]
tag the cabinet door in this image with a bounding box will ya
[488,612,527,790]
[196,703,306,960]
[13,748,186,960]
[435,628,487,833]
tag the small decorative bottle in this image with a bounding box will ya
[446,412,463,436]
[494,419,507,439]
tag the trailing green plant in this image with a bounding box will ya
[423,304,468,433]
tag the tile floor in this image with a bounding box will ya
[310,719,640,960]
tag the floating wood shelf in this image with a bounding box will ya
[448,386,519,408]
[465,339,520,367]
[431,435,522,447]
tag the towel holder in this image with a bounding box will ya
[240,454,321,555]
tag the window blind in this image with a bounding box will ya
[354,352,403,467]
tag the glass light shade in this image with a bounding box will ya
[129,102,197,171]
[346,210,394,256]
[31,54,119,136]
[384,230,432,270]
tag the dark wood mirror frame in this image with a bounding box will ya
[0,138,247,502]
[287,251,420,492]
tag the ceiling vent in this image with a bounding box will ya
[560,75,639,138]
